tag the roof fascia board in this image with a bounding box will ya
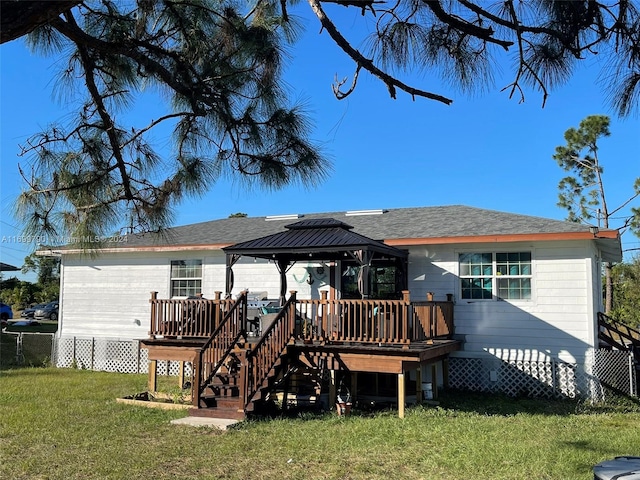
[41,244,232,255]
[46,230,619,255]
[384,231,619,246]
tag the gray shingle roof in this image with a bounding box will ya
[116,205,601,248]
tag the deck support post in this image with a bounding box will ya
[329,370,336,408]
[148,360,157,392]
[282,356,290,412]
[178,361,185,389]
[350,372,358,404]
[398,372,405,418]
[416,367,423,404]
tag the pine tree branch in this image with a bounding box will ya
[308,0,453,104]
[0,0,82,44]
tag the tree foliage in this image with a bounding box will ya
[15,0,329,248]
[3,0,640,246]
[553,115,640,233]
[22,253,60,286]
[610,258,640,328]
[553,114,640,313]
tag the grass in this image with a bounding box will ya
[1,368,639,480]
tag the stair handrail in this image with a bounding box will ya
[597,311,640,353]
[193,291,248,407]
[244,292,298,409]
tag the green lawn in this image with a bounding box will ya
[1,368,639,480]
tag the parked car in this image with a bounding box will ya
[34,301,59,321]
[21,303,47,319]
[0,302,13,322]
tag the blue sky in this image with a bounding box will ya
[1,5,639,281]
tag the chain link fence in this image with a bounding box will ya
[0,331,55,368]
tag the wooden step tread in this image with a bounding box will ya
[189,406,246,420]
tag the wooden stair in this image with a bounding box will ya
[191,293,301,419]
[190,348,246,419]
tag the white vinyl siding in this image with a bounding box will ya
[57,239,600,364]
[404,240,596,364]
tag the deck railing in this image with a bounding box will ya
[149,291,454,344]
[244,292,298,407]
[296,291,454,345]
[149,291,233,338]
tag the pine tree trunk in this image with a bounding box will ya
[605,261,613,313]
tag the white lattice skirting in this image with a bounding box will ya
[54,336,192,376]
[448,349,637,401]
[53,337,635,401]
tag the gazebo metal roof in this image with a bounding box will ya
[223,218,408,261]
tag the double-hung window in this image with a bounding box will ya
[459,252,532,301]
[170,260,202,297]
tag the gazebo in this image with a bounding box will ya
[222,218,409,304]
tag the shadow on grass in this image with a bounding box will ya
[245,386,640,422]
[435,387,640,416]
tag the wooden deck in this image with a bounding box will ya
[142,290,460,419]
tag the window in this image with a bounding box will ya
[459,252,531,300]
[170,260,202,297]
[340,261,403,300]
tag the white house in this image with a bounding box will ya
[50,205,623,399]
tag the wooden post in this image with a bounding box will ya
[148,360,157,392]
[236,347,248,413]
[329,370,337,408]
[320,290,328,339]
[402,290,410,302]
[426,292,434,301]
[192,356,201,407]
[431,364,439,399]
[178,361,185,389]
[149,291,158,338]
[416,366,423,405]
[398,372,405,419]
[282,355,290,412]
[350,371,358,404]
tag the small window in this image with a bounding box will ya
[459,252,531,301]
[170,260,202,297]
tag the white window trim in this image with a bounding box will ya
[169,259,203,298]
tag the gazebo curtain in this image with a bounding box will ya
[275,259,293,305]
[354,249,374,299]
[224,253,242,297]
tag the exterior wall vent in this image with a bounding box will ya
[265,214,302,221]
[345,209,387,216]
